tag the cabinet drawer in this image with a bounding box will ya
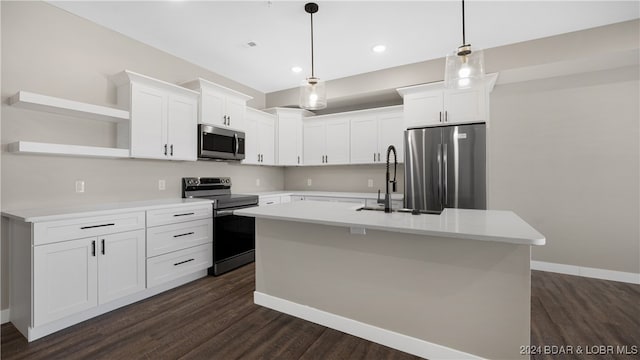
[33,212,145,245]
[146,204,212,227]
[147,243,213,288]
[147,218,212,257]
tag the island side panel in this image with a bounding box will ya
[254,219,531,360]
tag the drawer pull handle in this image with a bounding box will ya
[174,258,195,266]
[173,213,195,217]
[101,239,105,255]
[173,232,194,238]
[81,223,115,230]
[91,240,96,257]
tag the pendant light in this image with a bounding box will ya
[299,2,327,110]
[444,0,485,89]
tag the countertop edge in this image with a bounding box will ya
[2,199,214,223]
[234,207,546,246]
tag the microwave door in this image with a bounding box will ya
[200,131,236,160]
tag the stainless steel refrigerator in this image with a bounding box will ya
[404,123,486,212]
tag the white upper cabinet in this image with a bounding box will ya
[264,108,314,166]
[397,73,497,128]
[350,106,404,164]
[181,78,253,131]
[113,70,199,161]
[243,108,276,165]
[303,114,350,166]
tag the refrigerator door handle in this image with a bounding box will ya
[443,143,448,206]
[437,143,443,207]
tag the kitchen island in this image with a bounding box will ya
[235,201,545,360]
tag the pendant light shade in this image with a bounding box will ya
[444,0,485,89]
[299,2,327,110]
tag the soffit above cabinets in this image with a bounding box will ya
[48,1,638,93]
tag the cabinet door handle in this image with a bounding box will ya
[173,232,194,238]
[173,212,195,217]
[91,240,96,257]
[81,223,114,230]
[170,144,174,156]
[326,155,328,163]
[228,116,231,125]
[374,153,376,162]
[378,153,381,162]
[297,155,300,164]
[174,258,195,266]
[101,239,105,255]
[445,111,448,122]
[164,144,168,155]
[261,154,263,162]
[439,111,442,123]
[223,115,227,125]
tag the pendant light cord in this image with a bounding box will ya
[461,0,466,45]
[310,11,315,77]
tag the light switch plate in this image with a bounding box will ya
[307,178,312,186]
[256,178,261,187]
[367,179,373,188]
[158,179,166,190]
[75,180,85,193]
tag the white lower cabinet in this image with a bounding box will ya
[33,229,145,327]
[7,201,214,342]
[98,230,146,304]
[33,237,98,326]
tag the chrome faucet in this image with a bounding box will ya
[384,145,398,213]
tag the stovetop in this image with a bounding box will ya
[182,177,258,210]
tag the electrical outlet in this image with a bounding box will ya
[256,178,261,187]
[158,179,166,190]
[307,178,312,186]
[367,179,373,188]
[75,180,85,193]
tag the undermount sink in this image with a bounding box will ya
[356,206,442,215]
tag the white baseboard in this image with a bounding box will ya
[1,309,10,324]
[531,261,640,285]
[254,291,482,360]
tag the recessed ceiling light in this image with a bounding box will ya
[291,66,302,73]
[372,45,386,53]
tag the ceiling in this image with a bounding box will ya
[49,1,639,94]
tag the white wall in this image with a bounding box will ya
[0,1,284,310]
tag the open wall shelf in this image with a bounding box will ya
[9,91,130,122]
[8,141,130,159]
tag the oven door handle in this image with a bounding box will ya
[215,210,235,217]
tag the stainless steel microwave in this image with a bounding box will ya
[198,125,246,161]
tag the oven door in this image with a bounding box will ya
[212,208,255,274]
[199,125,246,160]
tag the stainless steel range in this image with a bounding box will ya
[182,177,259,275]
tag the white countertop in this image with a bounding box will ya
[2,198,213,223]
[235,201,545,246]
[250,190,404,200]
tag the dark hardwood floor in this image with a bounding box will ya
[2,265,638,359]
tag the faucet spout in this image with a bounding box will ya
[385,145,398,213]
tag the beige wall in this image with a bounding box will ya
[489,67,639,274]
[0,1,284,310]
